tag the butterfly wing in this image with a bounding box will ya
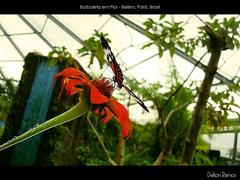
[101,36,124,88]
[122,84,149,112]
[100,36,116,65]
[101,36,149,113]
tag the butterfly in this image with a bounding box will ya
[100,36,149,113]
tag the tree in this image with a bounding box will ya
[141,15,240,165]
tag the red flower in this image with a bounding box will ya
[53,67,132,138]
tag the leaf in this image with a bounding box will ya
[141,42,154,49]
[229,102,240,108]
[48,58,58,67]
[178,41,185,49]
[158,46,164,57]
[67,58,73,65]
[198,26,206,31]
[228,17,235,26]
[88,53,95,67]
[223,18,228,28]
[164,21,172,26]
[212,19,219,29]
[48,51,55,58]
[233,38,240,49]
[143,18,155,30]
[77,47,87,54]
[80,52,89,57]
[232,21,240,33]
[196,144,209,153]
[62,46,66,51]
[0,100,89,152]
[169,47,175,57]
[95,47,106,69]
[195,153,213,165]
[209,14,216,19]
[159,14,166,20]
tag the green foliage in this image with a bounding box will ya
[0,125,4,139]
[124,76,164,110]
[227,149,240,160]
[0,69,17,103]
[162,155,179,165]
[204,85,240,129]
[193,136,213,165]
[77,30,107,69]
[0,69,17,120]
[123,67,195,165]
[142,15,240,59]
[47,126,72,165]
[209,15,217,20]
[76,114,120,165]
[142,15,197,58]
[77,143,108,165]
[194,152,214,165]
[48,46,74,67]
[197,16,240,51]
[124,122,157,165]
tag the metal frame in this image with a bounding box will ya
[18,15,54,49]
[0,14,236,85]
[232,131,239,164]
[111,15,234,85]
[0,24,25,59]
[46,15,87,48]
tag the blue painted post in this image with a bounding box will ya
[10,61,58,165]
[0,120,5,138]
[0,120,5,128]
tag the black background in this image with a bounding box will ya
[0,0,239,179]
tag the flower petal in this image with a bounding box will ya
[60,78,84,96]
[101,107,114,124]
[53,68,90,98]
[108,99,132,138]
[90,86,109,104]
[61,67,89,80]
[53,71,63,89]
[93,107,114,124]
[57,79,65,98]
[65,84,82,96]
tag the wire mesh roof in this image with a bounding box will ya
[0,15,239,84]
[1,14,240,118]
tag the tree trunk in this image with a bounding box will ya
[153,135,176,166]
[181,31,225,165]
[115,132,125,165]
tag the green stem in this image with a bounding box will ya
[87,112,117,166]
[0,98,89,151]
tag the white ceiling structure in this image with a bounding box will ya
[0,15,239,83]
[0,15,239,158]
